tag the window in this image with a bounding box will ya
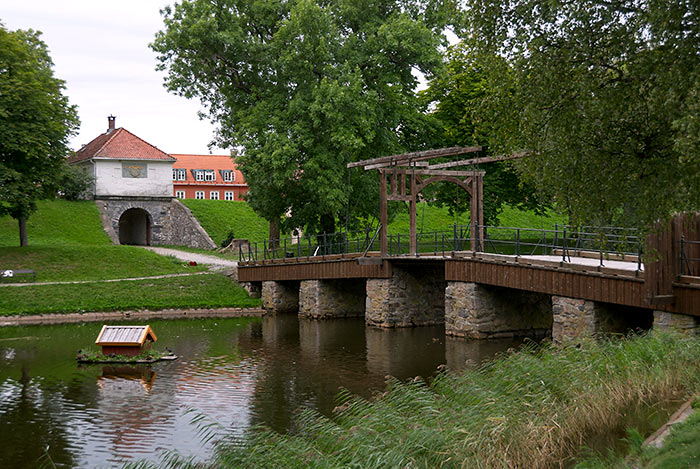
[194,170,204,182]
[172,169,177,180]
[210,191,219,200]
[224,191,234,201]
[222,170,234,182]
[122,163,147,178]
[204,170,216,182]
[195,191,205,199]
[175,190,185,199]
[173,168,187,181]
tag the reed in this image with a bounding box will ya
[137,332,700,468]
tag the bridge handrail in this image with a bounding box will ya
[239,223,643,269]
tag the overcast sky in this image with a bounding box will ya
[1,0,225,155]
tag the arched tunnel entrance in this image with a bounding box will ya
[118,208,151,245]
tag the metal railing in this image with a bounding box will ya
[239,223,643,268]
[680,237,700,277]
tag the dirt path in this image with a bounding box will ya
[142,246,238,268]
[0,271,211,287]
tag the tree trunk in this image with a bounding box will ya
[269,219,280,249]
[18,216,28,247]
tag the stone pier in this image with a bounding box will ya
[552,296,652,343]
[365,265,445,327]
[261,281,299,313]
[653,311,698,335]
[445,282,551,339]
[298,279,365,319]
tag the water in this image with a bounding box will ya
[0,315,523,468]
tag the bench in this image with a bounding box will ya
[1,269,37,283]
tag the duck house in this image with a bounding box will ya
[95,325,157,357]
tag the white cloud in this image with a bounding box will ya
[1,0,224,154]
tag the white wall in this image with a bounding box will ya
[94,159,173,197]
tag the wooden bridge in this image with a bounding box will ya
[238,147,700,342]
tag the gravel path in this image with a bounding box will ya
[142,246,238,268]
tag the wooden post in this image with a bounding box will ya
[470,173,484,252]
[380,170,388,257]
[409,169,417,255]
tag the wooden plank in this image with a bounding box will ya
[348,146,481,169]
[427,151,529,170]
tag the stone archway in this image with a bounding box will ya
[118,208,152,245]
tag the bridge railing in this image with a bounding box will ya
[238,227,382,262]
[239,223,642,267]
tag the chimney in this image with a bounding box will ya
[107,115,116,133]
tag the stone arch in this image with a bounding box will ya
[118,207,152,245]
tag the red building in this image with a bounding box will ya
[171,154,248,201]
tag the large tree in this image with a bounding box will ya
[419,43,545,225]
[463,0,700,229]
[152,0,452,234]
[0,23,79,246]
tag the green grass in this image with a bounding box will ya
[182,199,270,246]
[0,245,206,282]
[0,273,260,315]
[158,332,700,469]
[0,199,111,247]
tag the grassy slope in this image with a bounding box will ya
[0,199,111,246]
[0,200,207,282]
[0,200,259,314]
[182,199,270,246]
[0,274,260,315]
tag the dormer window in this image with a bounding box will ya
[204,170,216,182]
[173,168,187,181]
[193,169,204,181]
[221,170,235,182]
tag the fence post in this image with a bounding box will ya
[552,223,558,256]
[434,232,438,255]
[516,228,520,257]
[284,238,287,259]
[263,240,267,260]
[308,234,311,260]
[562,228,567,262]
[681,236,685,276]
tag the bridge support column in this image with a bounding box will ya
[262,281,299,313]
[653,311,698,335]
[240,281,262,298]
[445,282,552,339]
[299,279,365,319]
[365,265,445,327]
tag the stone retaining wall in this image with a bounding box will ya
[653,310,698,335]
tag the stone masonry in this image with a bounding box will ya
[653,310,698,335]
[298,279,365,319]
[96,197,215,249]
[445,282,552,339]
[365,265,446,327]
[262,280,300,313]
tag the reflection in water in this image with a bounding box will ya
[0,316,525,467]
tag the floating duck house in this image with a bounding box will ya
[95,325,157,357]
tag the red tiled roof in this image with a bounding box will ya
[172,154,247,185]
[69,128,175,163]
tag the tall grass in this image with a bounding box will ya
[152,332,700,468]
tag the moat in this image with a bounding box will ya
[0,315,523,467]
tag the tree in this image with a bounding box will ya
[419,43,545,225]
[0,23,79,246]
[151,0,453,234]
[463,0,700,229]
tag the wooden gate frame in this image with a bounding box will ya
[349,147,482,256]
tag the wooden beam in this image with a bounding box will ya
[347,146,481,169]
[363,161,430,170]
[427,151,529,170]
[382,169,485,178]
